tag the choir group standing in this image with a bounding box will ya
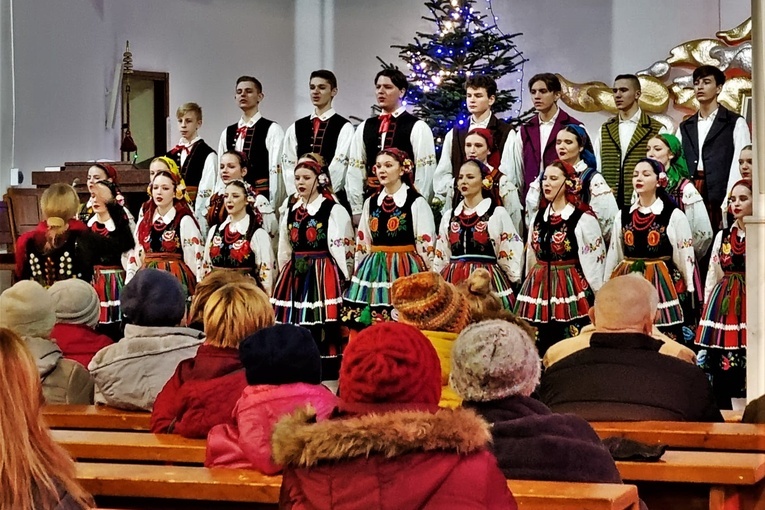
[15,66,753,398]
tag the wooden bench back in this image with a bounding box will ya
[592,421,765,451]
[75,462,639,510]
[43,405,151,431]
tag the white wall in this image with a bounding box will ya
[0,0,752,187]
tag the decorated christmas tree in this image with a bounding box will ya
[382,0,529,151]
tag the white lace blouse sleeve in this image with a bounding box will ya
[329,122,355,193]
[354,197,373,270]
[328,203,355,281]
[667,208,697,293]
[179,214,205,283]
[603,212,624,283]
[251,227,276,295]
[411,195,436,270]
[280,123,299,197]
[575,212,607,292]
[681,183,714,259]
[266,122,286,209]
[276,208,292,273]
[490,206,523,283]
[346,122,367,216]
[432,130,455,201]
[703,231,724,304]
[588,173,618,245]
[433,208,452,274]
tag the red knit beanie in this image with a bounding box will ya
[339,322,442,405]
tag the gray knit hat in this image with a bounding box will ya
[449,319,541,402]
[49,279,101,328]
[0,280,57,338]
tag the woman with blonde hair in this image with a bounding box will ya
[0,327,93,510]
[458,268,519,323]
[15,183,133,287]
[186,271,251,330]
[151,281,275,438]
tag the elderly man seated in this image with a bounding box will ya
[538,274,722,422]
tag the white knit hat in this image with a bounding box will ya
[49,279,101,328]
[450,319,541,401]
[0,280,57,338]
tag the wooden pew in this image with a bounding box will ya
[592,421,765,451]
[616,450,765,510]
[75,462,640,510]
[52,430,205,464]
[43,405,151,431]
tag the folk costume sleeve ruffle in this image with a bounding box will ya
[680,182,714,259]
[410,120,437,201]
[575,212,607,292]
[328,203,355,281]
[704,230,725,303]
[490,206,524,284]
[180,214,205,284]
[411,195,436,270]
[346,121,368,216]
[667,208,696,293]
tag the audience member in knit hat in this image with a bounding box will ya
[0,280,94,404]
[206,324,338,473]
[88,269,204,411]
[391,272,471,408]
[49,279,114,367]
[152,281,274,438]
[271,321,517,509]
[450,319,623,484]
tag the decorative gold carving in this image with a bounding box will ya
[558,18,752,118]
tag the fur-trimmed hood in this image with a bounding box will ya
[272,405,492,467]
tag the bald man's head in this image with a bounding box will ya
[590,274,658,333]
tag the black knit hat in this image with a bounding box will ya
[239,324,321,385]
[121,269,185,327]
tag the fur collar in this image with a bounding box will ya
[272,406,492,467]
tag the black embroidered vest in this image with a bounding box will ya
[368,188,420,246]
[166,140,215,188]
[448,203,496,260]
[288,199,334,252]
[619,197,675,259]
[531,208,584,262]
[225,118,274,197]
[295,114,350,165]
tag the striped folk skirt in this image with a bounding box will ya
[441,255,515,310]
[92,265,126,324]
[696,271,746,350]
[143,253,196,303]
[610,258,684,326]
[514,260,592,324]
[271,251,344,326]
[343,245,428,324]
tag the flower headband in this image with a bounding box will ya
[149,157,192,204]
[637,158,669,188]
[463,158,493,190]
[226,179,260,206]
[378,148,414,174]
[296,159,332,188]
[96,179,125,206]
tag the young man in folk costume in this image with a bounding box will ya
[432,75,515,214]
[678,65,750,232]
[282,70,354,212]
[217,76,285,211]
[164,102,217,234]
[346,68,437,224]
[594,74,667,207]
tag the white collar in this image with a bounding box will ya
[239,112,262,128]
[291,195,326,215]
[311,108,336,122]
[87,215,115,231]
[152,207,177,224]
[539,107,560,126]
[220,214,250,235]
[543,202,575,221]
[630,197,664,214]
[698,107,719,122]
[455,197,491,216]
[469,112,492,129]
[178,136,201,146]
[573,159,588,174]
[381,106,407,118]
[619,108,642,124]
[377,183,409,207]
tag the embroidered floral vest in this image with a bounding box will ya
[531,208,584,262]
[369,188,419,247]
[718,226,746,272]
[208,214,261,271]
[288,199,334,252]
[140,210,189,255]
[619,197,675,259]
[448,203,496,260]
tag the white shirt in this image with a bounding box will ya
[538,108,561,160]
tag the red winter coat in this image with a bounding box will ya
[272,403,517,510]
[150,344,247,438]
[51,323,114,368]
[205,383,338,473]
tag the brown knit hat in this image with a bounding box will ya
[391,272,471,333]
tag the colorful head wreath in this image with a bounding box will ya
[296,157,335,201]
[96,179,125,207]
[655,133,690,190]
[150,156,192,204]
[466,128,496,153]
[378,148,414,174]
[225,179,260,207]
[637,157,669,189]
[463,158,493,190]
[561,124,598,170]
[540,159,593,214]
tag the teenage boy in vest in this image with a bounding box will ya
[282,70,354,209]
[432,76,515,210]
[218,75,285,209]
[346,69,436,222]
[164,103,217,233]
[678,65,750,231]
[594,74,666,207]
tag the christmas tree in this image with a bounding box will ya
[382,0,529,150]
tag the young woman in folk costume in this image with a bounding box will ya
[78,163,136,230]
[696,179,752,408]
[203,179,275,294]
[201,150,277,250]
[526,125,618,244]
[16,183,134,290]
[604,158,696,340]
[343,148,435,325]
[457,128,523,234]
[515,160,607,356]
[128,166,205,301]
[271,155,354,378]
[433,159,522,310]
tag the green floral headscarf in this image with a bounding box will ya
[657,133,690,192]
